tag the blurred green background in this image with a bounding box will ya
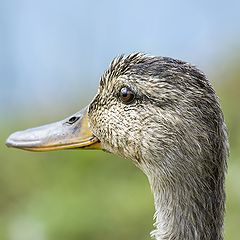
[1,1,239,240]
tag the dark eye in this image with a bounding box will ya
[120,87,135,104]
[67,116,79,124]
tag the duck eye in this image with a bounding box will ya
[120,87,135,104]
[67,116,79,124]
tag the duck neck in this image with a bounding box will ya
[148,169,225,240]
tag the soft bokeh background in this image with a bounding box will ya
[1,0,239,239]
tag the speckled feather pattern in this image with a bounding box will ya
[88,53,229,240]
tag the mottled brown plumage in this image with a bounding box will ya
[88,53,229,240]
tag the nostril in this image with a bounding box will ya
[67,116,80,124]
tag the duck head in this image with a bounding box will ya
[6,53,227,177]
[6,53,228,239]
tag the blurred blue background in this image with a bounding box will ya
[1,0,239,240]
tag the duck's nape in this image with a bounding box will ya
[6,53,229,240]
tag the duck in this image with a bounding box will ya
[6,53,229,240]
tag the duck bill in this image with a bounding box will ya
[5,107,101,151]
